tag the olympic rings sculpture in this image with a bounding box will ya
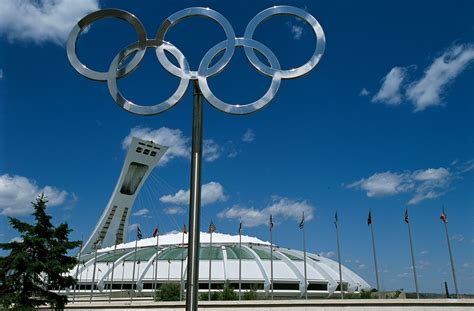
[67,6,325,115]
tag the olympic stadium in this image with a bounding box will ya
[68,137,371,299]
[71,231,371,298]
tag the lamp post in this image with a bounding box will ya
[67,6,325,310]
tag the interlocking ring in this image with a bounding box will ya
[67,6,326,115]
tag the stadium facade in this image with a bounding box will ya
[71,137,371,298]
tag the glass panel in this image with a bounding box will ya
[200,246,223,260]
[226,246,254,259]
[120,162,148,195]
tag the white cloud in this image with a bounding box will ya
[242,129,255,143]
[290,25,303,40]
[359,88,370,96]
[407,44,474,112]
[0,174,69,216]
[128,223,139,233]
[217,196,315,228]
[320,251,335,258]
[450,234,464,242]
[160,182,227,206]
[133,208,149,217]
[123,127,222,165]
[123,127,189,166]
[163,206,186,215]
[0,69,3,79]
[9,237,23,243]
[372,67,407,105]
[348,172,413,198]
[420,250,429,255]
[203,139,220,162]
[0,0,100,45]
[348,167,454,205]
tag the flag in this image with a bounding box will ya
[183,224,187,234]
[440,209,447,224]
[270,215,274,229]
[334,211,338,227]
[299,212,305,229]
[368,210,372,226]
[405,209,409,224]
[153,227,159,237]
[239,221,242,235]
[168,259,171,264]
[209,220,216,233]
[137,226,143,240]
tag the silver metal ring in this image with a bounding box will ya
[155,7,236,80]
[198,38,281,115]
[67,9,147,81]
[107,39,190,115]
[244,6,326,79]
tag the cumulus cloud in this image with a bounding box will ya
[372,67,407,105]
[132,208,149,217]
[128,223,139,232]
[217,196,315,227]
[163,206,186,215]
[320,251,335,258]
[123,127,222,165]
[203,139,220,162]
[348,167,454,205]
[450,234,464,242]
[0,0,100,45]
[359,88,370,96]
[242,129,255,143]
[160,182,227,206]
[0,174,69,216]
[9,237,23,243]
[407,44,474,111]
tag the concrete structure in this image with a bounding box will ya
[82,137,167,253]
[72,232,371,299]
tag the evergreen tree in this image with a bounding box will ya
[0,194,81,310]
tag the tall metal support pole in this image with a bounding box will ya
[208,232,213,301]
[370,222,381,294]
[72,236,83,303]
[185,80,204,311]
[270,224,274,300]
[406,212,420,299]
[108,242,118,302]
[154,230,160,294]
[303,224,308,300]
[180,231,185,301]
[89,242,99,303]
[130,238,138,303]
[335,218,344,299]
[444,221,458,297]
[239,224,242,301]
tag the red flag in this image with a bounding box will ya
[404,209,409,224]
[208,220,216,233]
[440,210,447,224]
[367,210,372,226]
[153,227,159,237]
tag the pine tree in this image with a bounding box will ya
[0,194,81,310]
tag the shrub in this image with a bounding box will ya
[155,283,181,301]
[243,288,258,300]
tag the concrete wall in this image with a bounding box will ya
[44,299,474,311]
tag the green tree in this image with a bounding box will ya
[0,194,80,310]
[155,283,181,301]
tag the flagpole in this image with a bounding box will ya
[270,215,274,300]
[443,216,458,297]
[89,241,100,304]
[154,228,160,294]
[108,238,118,303]
[72,235,83,303]
[130,235,138,303]
[239,221,242,301]
[180,227,185,301]
[406,209,420,299]
[369,211,381,294]
[208,231,213,301]
[335,213,344,299]
[303,221,308,300]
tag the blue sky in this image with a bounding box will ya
[0,0,473,294]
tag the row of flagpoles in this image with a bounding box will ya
[74,207,459,303]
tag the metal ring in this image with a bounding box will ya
[243,6,326,79]
[107,39,190,115]
[155,7,236,80]
[67,9,147,81]
[198,38,281,115]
